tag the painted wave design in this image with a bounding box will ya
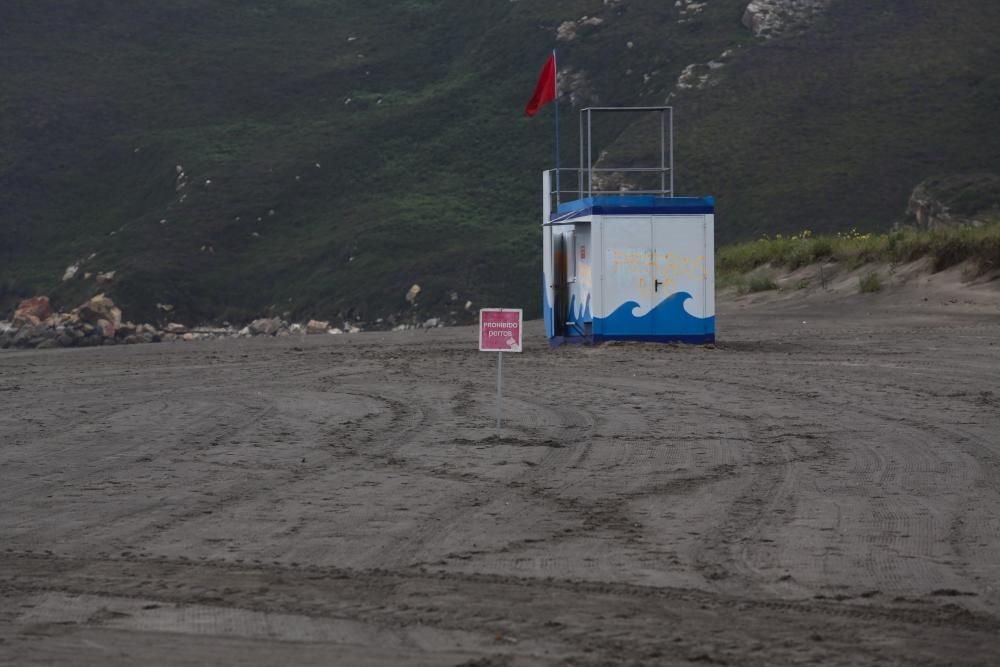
[595,292,714,336]
[566,292,592,329]
[542,274,553,337]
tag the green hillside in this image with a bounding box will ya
[1,0,997,325]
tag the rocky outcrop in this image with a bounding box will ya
[741,0,832,39]
[558,66,599,108]
[13,297,53,327]
[906,174,1000,229]
[555,16,604,42]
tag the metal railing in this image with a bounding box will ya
[546,166,674,212]
[546,106,674,209]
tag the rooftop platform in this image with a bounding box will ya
[551,195,715,221]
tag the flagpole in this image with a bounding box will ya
[553,49,561,203]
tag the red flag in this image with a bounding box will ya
[525,53,557,117]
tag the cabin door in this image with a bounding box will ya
[600,217,655,337]
[650,216,709,325]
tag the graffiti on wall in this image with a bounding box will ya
[609,249,708,297]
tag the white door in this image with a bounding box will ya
[600,216,655,336]
[651,216,710,327]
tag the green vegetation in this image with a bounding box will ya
[859,272,883,294]
[747,273,779,293]
[716,224,1000,288]
[1,1,998,323]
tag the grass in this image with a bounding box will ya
[859,272,882,293]
[717,225,1000,283]
[747,273,779,293]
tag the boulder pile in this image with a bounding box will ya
[0,296,356,350]
[236,318,345,338]
[2,294,174,350]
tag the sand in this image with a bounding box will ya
[2,282,999,665]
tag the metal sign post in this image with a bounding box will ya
[479,308,523,434]
[496,351,503,430]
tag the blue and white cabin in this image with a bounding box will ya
[542,107,715,345]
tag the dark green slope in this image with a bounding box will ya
[1,0,997,324]
[676,0,1000,238]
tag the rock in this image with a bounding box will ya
[56,333,75,347]
[63,263,80,281]
[677,1,707,17]
[328,328,344,335]
[43,312,76,328]
[182,333,197,342]
[96,271,116,284]
[556,65,598,108]
[423,318,439,328]
[248,318,283,336]
[306,319,330,335]
[741,0,832,39]
[35,339,60,350]
[906,173,1000,229]
[76,294,122,330]
[288,323,306,335]
[95,319,116,338]
[12,326,40,347]
[556,20,577,41]
[557,16,603,42]
[13,297,53,327]
[405,284,421,305]
[78,335,102,347]
[165,323,187,334]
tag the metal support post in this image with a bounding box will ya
[660,110,666,195]
[669,108,675,196]
[496,352,503,432]
[586,109,593,197]
[579,111,584,199]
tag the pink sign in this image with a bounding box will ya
[479,309,523,352]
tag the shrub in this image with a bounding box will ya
[747,273,778,293]
[717,224,1000,287]
[717,272,747,293]
[809,238,834,260]
[859,272,882,293]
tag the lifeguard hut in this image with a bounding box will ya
[542,107,715,345]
